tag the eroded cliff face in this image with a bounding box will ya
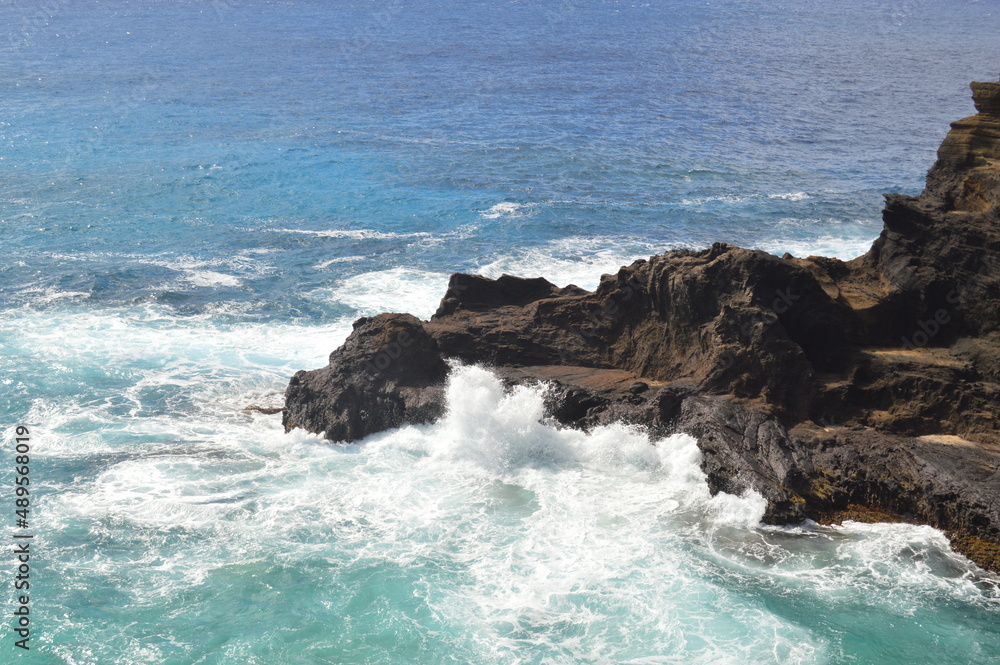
[283,82,1000,573]
[927,81,1000,215]
[858,81,1000,344]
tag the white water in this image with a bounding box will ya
[11,313,998,663]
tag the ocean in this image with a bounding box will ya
[2,0,1000,663]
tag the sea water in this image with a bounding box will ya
[1,1,999,663]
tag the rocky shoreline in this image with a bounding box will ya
[283,82,1000,573]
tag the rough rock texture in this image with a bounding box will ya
[283,313,449,442]
[284,82,1000,573]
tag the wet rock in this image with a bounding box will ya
[284,83,1000,572]
[282,313,448,442]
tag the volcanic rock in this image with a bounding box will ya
[283,82,1000,573]
[283,313,448,443]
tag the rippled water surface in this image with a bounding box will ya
[2,1,999,663]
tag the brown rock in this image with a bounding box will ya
[282,313,448,442]
[284,83,1000,573]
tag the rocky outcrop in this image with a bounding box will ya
[925,81,1000,215]
[283,313,449,443]
[284,82,1000,573]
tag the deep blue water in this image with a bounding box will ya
[2,1,1000,663]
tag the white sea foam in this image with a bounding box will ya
[183,269,242,287]
[4,304,352,459]
[768,191,811,201]
[480,202,528,219]
[21,251,273,295]
[476,235,665,290]
[17,286,91,303]
[6,291,994,665]
[324,267,450,319]
[160,254,272,281]
[679,193,755,205]
[22,355,999,664]
[314,255,366,269]
[754,232,877,260]
[680,191,812,205]
[273,227,432,240]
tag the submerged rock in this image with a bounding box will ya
[284,82,1000,573]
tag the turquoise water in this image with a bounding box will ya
[2,1,1000,663]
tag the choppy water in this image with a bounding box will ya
[2,1,1000,663]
